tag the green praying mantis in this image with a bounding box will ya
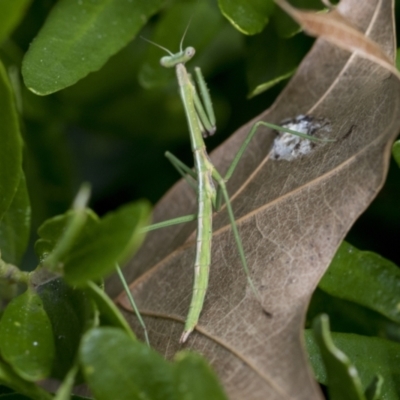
[124,34,333,344]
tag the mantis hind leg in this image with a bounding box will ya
[116,265,150,345]
[139,214,197,233]
[211,169,262,304]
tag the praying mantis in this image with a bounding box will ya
[127,36,332,344]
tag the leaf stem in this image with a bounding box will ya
[0,259,29,284]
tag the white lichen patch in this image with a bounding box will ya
[270,115,331,161]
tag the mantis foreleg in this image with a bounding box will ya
[164,151,198,191]
[139,214,197,233]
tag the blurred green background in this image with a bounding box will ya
[1,0,399,268]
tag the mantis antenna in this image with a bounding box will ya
[140,36,173,56]
[179,17,193,52]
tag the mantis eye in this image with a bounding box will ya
[185,47,195,57]
[160,56,169,66]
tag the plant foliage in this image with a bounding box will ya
[0,0,399,399]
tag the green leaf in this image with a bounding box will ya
[319,241,400,324]
[22,0,164,95]
[0,360,52,400]
[0,0,32,44]
[218,0,274,35]
[364,375,384,400]
[138,1,223,89]
[174,352,228,400]
[35,208,99,263]
[0,288,55,381]
[80,327,227,400]
[85,281,135,340]
[396,48,400,71]
[36,278,96,380]
[392,140,400,167]
[0,174,31,265]
[305,329,400,400]
[35,200,150,284]
[306,288,400,342]
[63,200,151,285]
[0,61,23,222]
[311,315,366,400]
[42,185,91,272]
[80,327,176,400]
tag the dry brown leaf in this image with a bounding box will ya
[275,0,400,80]
[106,0,400,399]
